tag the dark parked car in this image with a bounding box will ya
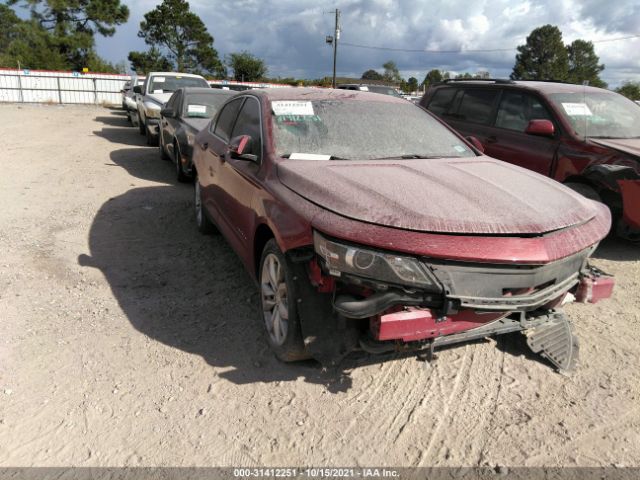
[421,80,640,241]
[159,87,236,181]
[191,88,613,372]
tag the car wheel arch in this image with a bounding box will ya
[254,224,276,278]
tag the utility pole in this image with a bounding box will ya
[325,9,341,88]
[332,9,340,88]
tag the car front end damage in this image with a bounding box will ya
[298,231,614,373]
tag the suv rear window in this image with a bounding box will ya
[427,88,457,115]
[456,89,498,124]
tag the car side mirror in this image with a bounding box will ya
[133,85,142,94]
[160,107,175,118]
[525,119,555,137]
[229,135,258,162]
[466,136,485,154]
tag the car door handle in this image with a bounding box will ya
[486,136,498,144]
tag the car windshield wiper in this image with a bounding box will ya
[371,154,455,160]
[589,136,640,139]
[280,154,348,160]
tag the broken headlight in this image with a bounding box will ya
[313,231,441,290]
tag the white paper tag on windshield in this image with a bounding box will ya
[152,89,164,94]
[272,101,314,116]
[153,77,166,83]
[289,153,331,160]
[188,105,207,114]
[562,102,592,116]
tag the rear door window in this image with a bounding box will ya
[495,91,553,132]
[455,89,498,124]
[427,88,457,115]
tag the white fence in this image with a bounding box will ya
[0,68,130,105]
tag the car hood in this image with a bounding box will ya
[590,138,640,159]
[183,117,210,132]
[146,92,172,105]
[277,157,600,235]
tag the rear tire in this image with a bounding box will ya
[194,176,216,234]
[259,239,310,362]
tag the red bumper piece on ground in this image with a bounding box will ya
[374,308,505,342]
[575,269,615,304]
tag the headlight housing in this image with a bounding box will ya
[144,101,161,118]
[313,231,441,290]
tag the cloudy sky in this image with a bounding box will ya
[89,0,640,87]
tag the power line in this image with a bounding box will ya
[341,34,640,54]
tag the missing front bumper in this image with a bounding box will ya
[361,310,580,373]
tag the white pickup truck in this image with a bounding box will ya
[133,72,210,145]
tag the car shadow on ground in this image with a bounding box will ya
[92,111,148,147]
[592,235,639,262]
[78,185,358,392]
[94,114,130,127]
[109,147,175,184]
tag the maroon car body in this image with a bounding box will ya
[420,80,640,240]
[191,88,613,371]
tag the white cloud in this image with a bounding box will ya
[94,0,640,87]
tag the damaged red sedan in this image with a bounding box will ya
[191,88,614,372]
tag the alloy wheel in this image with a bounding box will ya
[261,253,289,346]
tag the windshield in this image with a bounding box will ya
[183,92,234,118]
[149,75,209,94]
[271,98,475,160]
[549,91,640,139]
[366,85,402,97]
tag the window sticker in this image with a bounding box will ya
[562,102,592,116]
[153,77,166,83]
[188,105,207,114]
[453,145,467,153]
[289,153,331,160]
[153,89,164,94]
[272,101,314,116]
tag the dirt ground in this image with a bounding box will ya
[0,103,639,468]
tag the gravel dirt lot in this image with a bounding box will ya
[1,103,639,468]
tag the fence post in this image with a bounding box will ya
[17,72,24,103]
[93,77,98,104]
[57,76,62,104]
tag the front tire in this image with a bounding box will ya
[137,111,145,135]
[145,120,158,146]
[259,239,309,362]
[565,182,602,202]
[194,176,216,234]
[174,142,189,183]
[159,131,170,160]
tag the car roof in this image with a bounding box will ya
[180,87,232,95]
[434,79,611,95]
[253,87,407,104]
[147,72,206,79]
